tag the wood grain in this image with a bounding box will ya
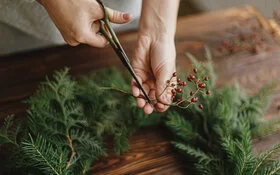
[1,5,280,174]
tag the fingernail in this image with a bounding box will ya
[123,13,131,20]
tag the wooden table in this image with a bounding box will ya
[1,5,280,175]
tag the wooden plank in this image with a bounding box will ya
[1,5,280,174]
[87,127,188,175]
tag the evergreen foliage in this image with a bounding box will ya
[1,47,280,174]
[166,47,280,175]
[0,68,160,174]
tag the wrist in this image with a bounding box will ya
[139,21,176,41]
[138,30,175,45]
[139,0,179,41]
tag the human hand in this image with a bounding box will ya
[40,0,131,47]
[131,34,176,114]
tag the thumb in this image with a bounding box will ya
[106,7,132,24]
[155,66,175,112]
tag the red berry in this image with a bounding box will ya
[166,80,170,83]
[228,47,234,53]
[251,47,258,54]
[190,91,194,96]
[246,46,252,52]
[189,74,195,80]
[223,41,229,48]
[217,47,223,53]
[193,68,198,74]
[204,76,209,81]
[251,33,257,39]
[266,47,271,51]
[171,89,176,94]
[251,25,257,31]
[198,82,206,88]
[173,72,177,77]
[191,97,198,103]
[199,104,203,109]
[182,81,187,86]
[239,34,246,41]
[206,90,211,95]
[171,83,175,87]
[177,78,181,82]
[274,10,278,17]
[176,88,182,93]
[191,97,196,102]
[187,77,192,82]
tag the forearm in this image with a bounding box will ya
[139,0,180,39]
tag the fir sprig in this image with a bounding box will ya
[1,67,160,174]
[0,115,17,146]
[21,134,69,175]
[166,47,280,175]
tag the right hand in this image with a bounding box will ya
[40,0,131,47]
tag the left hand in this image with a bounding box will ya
[131,34,176,114]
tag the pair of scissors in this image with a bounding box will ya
[97,0,153,106]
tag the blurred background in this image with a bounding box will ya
[179,0,278,17]
[0,0,278,56]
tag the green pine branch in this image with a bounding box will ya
[21,134,68,175]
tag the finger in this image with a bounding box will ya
[142,84,154,114]
[155,66,175,112]
[86,33,108,48]
[140,83,150,100]
[66,39,80,46]
[156,102,168,113]
[131,76,142,97]
[144,103,154,114]
[137,98,145,108]
[156,85,172,112]
[86,22,109,48]
[136,83,149,109]
[107,7,132,24]
[62,33,80,46]
[144,89,156,114]
[149,89,156,104]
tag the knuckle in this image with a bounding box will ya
[66,39,79,46]
[71,29,86,43]
[113,11,122,21]
[74,34,85,43]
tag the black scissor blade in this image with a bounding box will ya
[111,47,153,106]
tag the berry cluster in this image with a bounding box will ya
[274,10,280,23]
[163,68,211,109]
[216,20,271,55]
